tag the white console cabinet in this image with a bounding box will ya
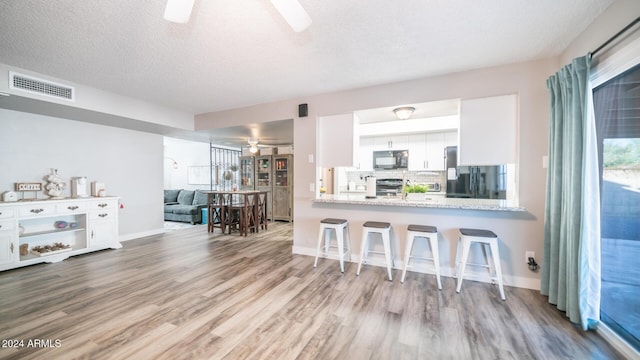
[0,197,121,271]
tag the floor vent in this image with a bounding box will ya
[9,71,74,101]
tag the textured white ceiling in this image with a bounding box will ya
[0,0,615,118]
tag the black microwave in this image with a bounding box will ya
[373,150,409,170]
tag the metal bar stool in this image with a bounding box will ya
[455,228,506,300]
[314,218,351,272]
[401,224,441,289]
[357,221,393,281]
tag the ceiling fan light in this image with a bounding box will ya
[164,0,195,24]
[393,106,415,120]
[250,146,259,154]
[270,0,312,32]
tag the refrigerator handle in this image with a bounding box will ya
[470,167,478,195]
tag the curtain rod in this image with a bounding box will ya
[591,16,640,57]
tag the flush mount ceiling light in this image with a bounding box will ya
[270,0,312,32]
[164,0,195,23]
[393,106,415,120]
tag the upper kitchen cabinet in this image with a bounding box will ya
[408,130,457,171]
[408,134,426,170]
[425,132,447,170]
[445,130,458,147]
[358,137,375,170]
[318,113,359,167]
[371,135,409,150]
[459,94,517,166]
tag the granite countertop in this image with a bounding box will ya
[313,194,526,212]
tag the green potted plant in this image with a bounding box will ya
[224,164,238,178]
[404,184,428,200]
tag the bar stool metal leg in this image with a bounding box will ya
[356,229,369,276]
[455,236,471,293]
[357,221,393,281]
[402,225,440,289]
[489,240,506,300]
[455,228,506,300]
[382,230,393,281]
[314,219,350,273]
[401,233,414,283]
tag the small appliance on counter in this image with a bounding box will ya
[71,177,89,198]
[365,176,377,198]
[375,178,404,196]
[92,181,106,197]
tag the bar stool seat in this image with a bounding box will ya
[314,218,351,272]
[401,225,441,289]
[357,221,393,281]
[455,228,506,300]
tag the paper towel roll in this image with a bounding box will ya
[366,177,377,198]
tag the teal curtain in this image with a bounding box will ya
[542,55,601,330]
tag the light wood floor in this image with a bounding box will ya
[0,222,623,359]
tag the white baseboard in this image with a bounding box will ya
[120,228,165,242]
[597,322,640,360]
[292,245,540,290]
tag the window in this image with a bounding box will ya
[593,63,640,351]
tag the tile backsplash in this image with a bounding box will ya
[343,170,445,191]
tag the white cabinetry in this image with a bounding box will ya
[371,135,409,150]
[408,134,426,170]
[361,135,410,169]
[445,130,458,147]
[424,131,458,170]
[406,131,458,171]
[459,94,517,165]
[358,137,375,170]
[318,113,358,167]
[0,209,16,266]
[425,133,445,171]
[89,199,118,247]
[0,197,121,272]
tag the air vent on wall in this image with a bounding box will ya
[9,71,75,101]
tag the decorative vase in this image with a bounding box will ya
[45,168,66,199]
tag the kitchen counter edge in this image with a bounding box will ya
[313,194,526,212]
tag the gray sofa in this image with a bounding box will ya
[164,189,208,224]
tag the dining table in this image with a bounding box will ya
[203,190,269,236]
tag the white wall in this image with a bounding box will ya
[0,62,195,131]
[163,137,211,190]
[195,57,557,289]
[560,0,640,64]
[0,108,164,239]
[194,1,639,290]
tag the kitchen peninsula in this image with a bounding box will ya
[314,193,525,212]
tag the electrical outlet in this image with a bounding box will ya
[525,251,535,263]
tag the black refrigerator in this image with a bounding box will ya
[445,146,507,199]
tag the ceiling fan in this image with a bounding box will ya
[247,137,260,154]
[246,137,282,154]
[163,0,312,32]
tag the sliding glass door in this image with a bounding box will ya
[593,63,640,350]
